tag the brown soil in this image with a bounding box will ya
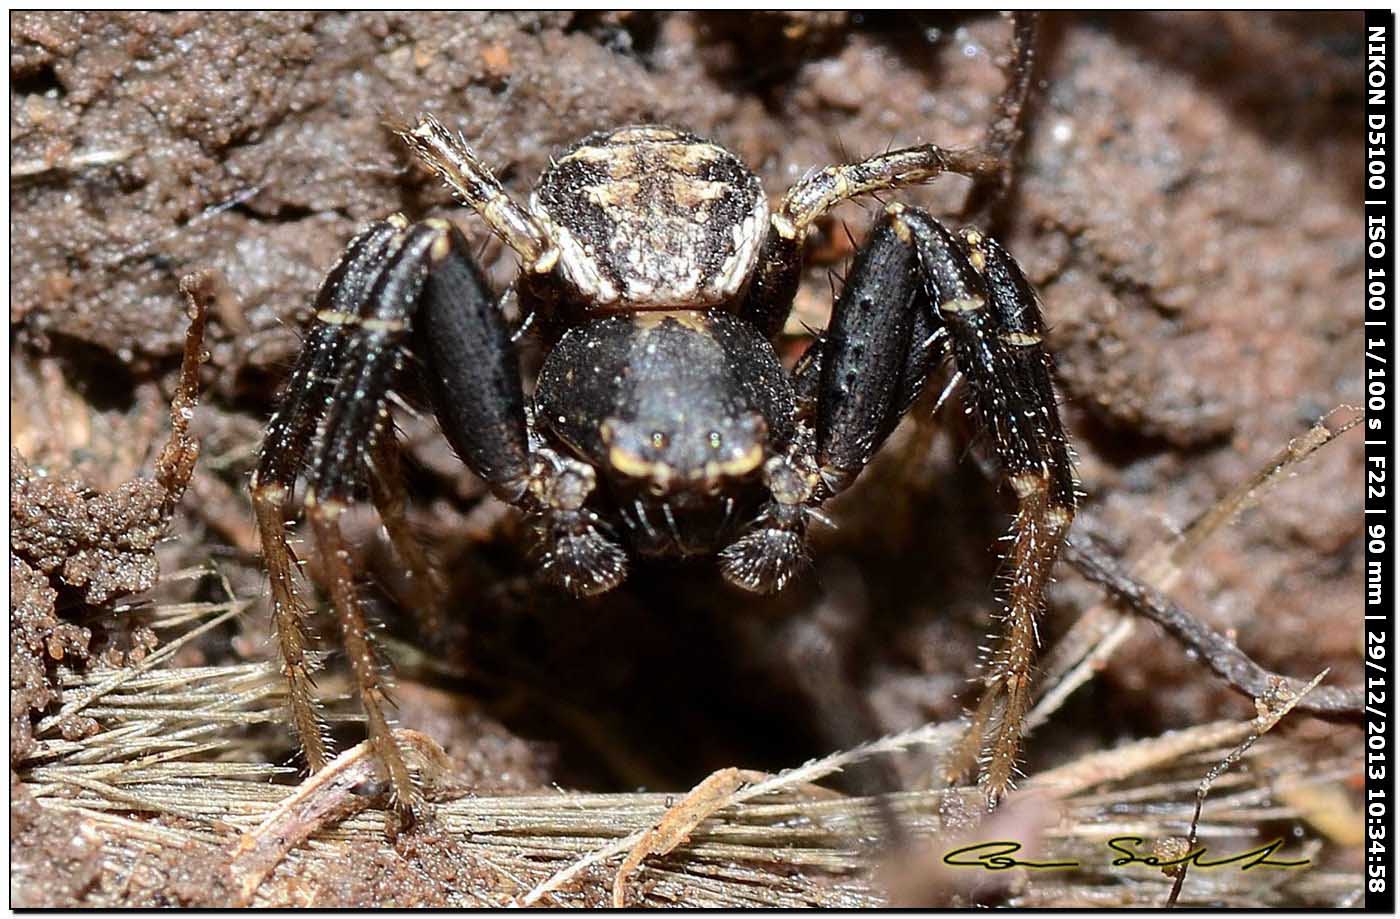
[11,11,1365,907]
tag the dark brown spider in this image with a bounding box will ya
[251,15,1073,814]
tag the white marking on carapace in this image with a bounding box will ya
[531,131,767,308]
[939,296,986,314]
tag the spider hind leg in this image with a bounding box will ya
[745,203,1077,804]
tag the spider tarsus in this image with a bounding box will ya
[251,478,332,773]
[308,495,420,811]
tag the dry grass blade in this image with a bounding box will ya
[17,717,1356,906]
[32,594,253,738]
[1025,720,1254,800]
[612,767,748,907]
[13,554,1357,907]
[514,721,961,907]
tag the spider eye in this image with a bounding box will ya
[707,431,723,450]
[650,431,669,450]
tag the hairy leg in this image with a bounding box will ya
[252,217,415,774]
[732,198,1075,802]
[368,435,449,640]
[253,216,538,810]
[741,145,1003,340]
[901,210,1077,804]
[396,114,559,274]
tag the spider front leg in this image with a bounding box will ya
[740,143,1003,339]
[738,204,1075,804]
[901,210,1077,804]
[720,207,948,592]
[251,215,551,812]
[252,216,424,784]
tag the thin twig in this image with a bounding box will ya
[12,146,136,180]
[228,729,451,906]
[1164,670,1329,907]
[154,274,210,511]
[1064,538,1362,721]
[1026,405,1361,730]
[962,11,1041,225]
[1170,405,1360,566]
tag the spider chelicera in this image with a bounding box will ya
[251,109,1076,813]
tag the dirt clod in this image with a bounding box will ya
[11,452,169,604]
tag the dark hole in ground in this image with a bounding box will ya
[42,335,139,415]
[368,426,1006,794]
[12,59,64,98]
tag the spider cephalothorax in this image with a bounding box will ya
[528,126,769,308]
[252,110,1076,811]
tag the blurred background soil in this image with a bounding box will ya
[10,11,1365,906]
